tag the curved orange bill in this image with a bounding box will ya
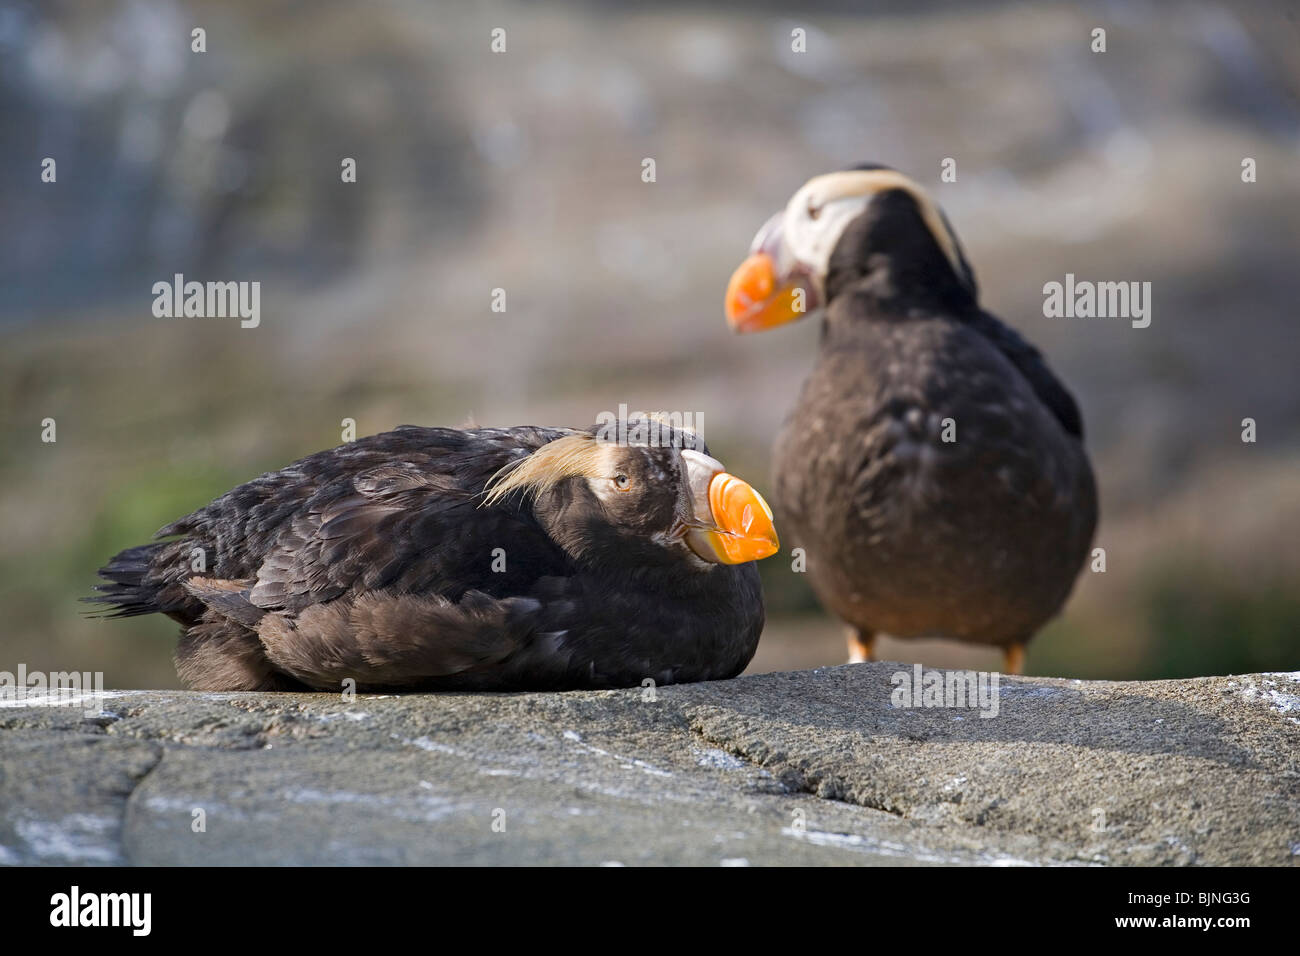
[702,472,779,564]
[724,253,813,334]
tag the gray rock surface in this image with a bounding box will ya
[2,665,1298,866]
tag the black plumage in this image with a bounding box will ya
[89,421,773,691]
[725,167,1096,672]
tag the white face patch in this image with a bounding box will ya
[587,476,621,504]
[775,169,966,298]
[780,188,871,297]
[585,444,632,504]
[584,444,682,506]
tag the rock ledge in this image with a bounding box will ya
[2,666,1298,865]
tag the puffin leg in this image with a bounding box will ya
[1003,643,1026,676]
[846,628,876,664]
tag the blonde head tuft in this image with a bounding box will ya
[482,434,608,506]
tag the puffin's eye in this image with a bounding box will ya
[613,473,632,491]
[807,199,822,220]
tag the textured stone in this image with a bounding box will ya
[2,666,1297,866]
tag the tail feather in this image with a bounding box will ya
[85,542,173,618]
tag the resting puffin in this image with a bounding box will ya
[723,165,1096,675]
[89,419,778,691]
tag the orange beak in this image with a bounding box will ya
[703,472,780,564]
[722,221,821,335]
[680,450,779,565]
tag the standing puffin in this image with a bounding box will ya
[89,419,778,691]
[723,165,1096,675]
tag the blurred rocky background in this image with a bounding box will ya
[2,0,1297,687]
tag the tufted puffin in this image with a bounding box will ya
[723,166,1096,675]
[88,419,778,691]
